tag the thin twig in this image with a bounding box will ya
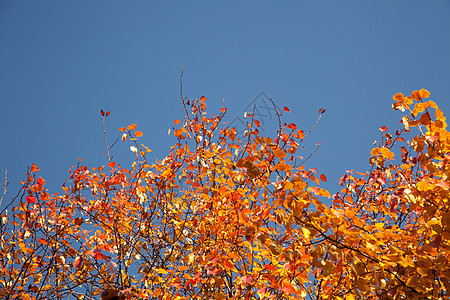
[102,115,112,162]
[303,112,324,141]
[0,169,7,208]
[180,65,186,101]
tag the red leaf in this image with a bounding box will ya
[430,235,442,248]
[106,111,110,117]
[320,174,327,182]
[26,195,37,204]
[207,268,220,275]
[436,180,450,190]
[254,120,260,127]
[257,287,267,295]
[220,107,227,113]
[241,276,253,284]
[380,126,388,132]
[38,238,48,245]
[30,163,40,173]
[264,264,277,271]
[287,123,297,130]
[283,106,290,112]
[100,109,105,116]
[73,256,83,270]
[95,252,111,261]
[108,162,116,169]
[281,283,296,294]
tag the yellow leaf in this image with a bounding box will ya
[375,223,384,230]
[302,227,311,239]
[380,148,394,160]
[156,268,168,274]
[187,254,195,265]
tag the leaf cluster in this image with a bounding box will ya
[0,89,449,299]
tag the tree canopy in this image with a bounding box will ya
[1,89,449,299]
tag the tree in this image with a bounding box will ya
[0,89,448,299]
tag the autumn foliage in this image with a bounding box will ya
[0,89,449,299]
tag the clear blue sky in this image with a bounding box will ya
[1,1,449,200]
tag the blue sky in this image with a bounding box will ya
[1,1,449,200]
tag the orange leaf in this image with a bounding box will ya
[419,112,431,126]
[419,89,430,99]
[370,148,381,156]
[135,131,143,137]
[174,120,181,125]
[273,198,284,207]
[127,124,137,130]
[273,148,287,158]
[222,259,237,272]
[38,238,48,245]
[308,187,331,198]
[393,93,404,102]
[380,148,394,160]
[411,90,423,101]
[118,127,126,132]
[274,163,292,171]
